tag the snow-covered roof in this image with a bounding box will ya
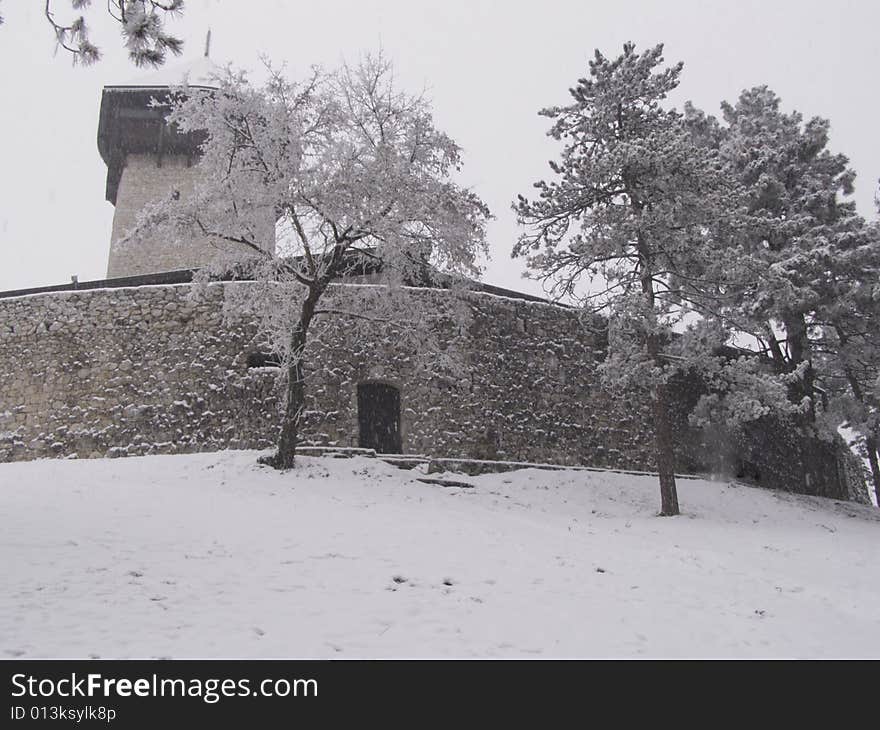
[108,55,222,90]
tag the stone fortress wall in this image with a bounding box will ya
[0,281,869,503]
[7,56,867,502]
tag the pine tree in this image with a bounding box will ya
[688,89,880,505]
[38,0,185,67]
[688,88,880,498]
[814,212,880,505]
[514,43,736,516]
[704,87,861,417]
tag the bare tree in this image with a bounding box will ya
[130,54,491,468]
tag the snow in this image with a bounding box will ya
[1,450,878,658]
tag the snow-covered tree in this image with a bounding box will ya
[698,88,865,416]
[38,0,185,67]
[687,89,880,505]
[514,43,738,516]
[813,216,880,505]
[130,54,490,468]
[688,88,880,490]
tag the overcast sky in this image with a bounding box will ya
[1,0,878,294]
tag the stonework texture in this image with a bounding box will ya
[0,282,869,503]
[107,153,275,278]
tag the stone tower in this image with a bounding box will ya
[97,56,275,278]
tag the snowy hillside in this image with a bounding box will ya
[1,451,878,658]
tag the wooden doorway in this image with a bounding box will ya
[357,383,402,454]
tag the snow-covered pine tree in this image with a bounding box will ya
[41,0,185,67]
[514,43,737,516]
[813,212,880,505]
[687,89,880,505]
[128,53,490,469]
[707,87,862,419]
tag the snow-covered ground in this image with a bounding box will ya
[1,451,878,658]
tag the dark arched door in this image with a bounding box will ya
[357,383,402,454]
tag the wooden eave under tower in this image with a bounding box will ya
[96,85,210,206]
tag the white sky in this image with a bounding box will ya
[1,0,878,295]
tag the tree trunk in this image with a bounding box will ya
[652,381,680,516]
[631,218,680,516]
[866,434,880,507]
[273,324,307,469]
[764,322,787,373]
[267,280,326,469]
[782,311,815,422]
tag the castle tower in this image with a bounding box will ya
[97,54,275,278]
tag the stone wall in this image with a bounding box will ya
[0,281,868,503]
[0,282,650,468]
